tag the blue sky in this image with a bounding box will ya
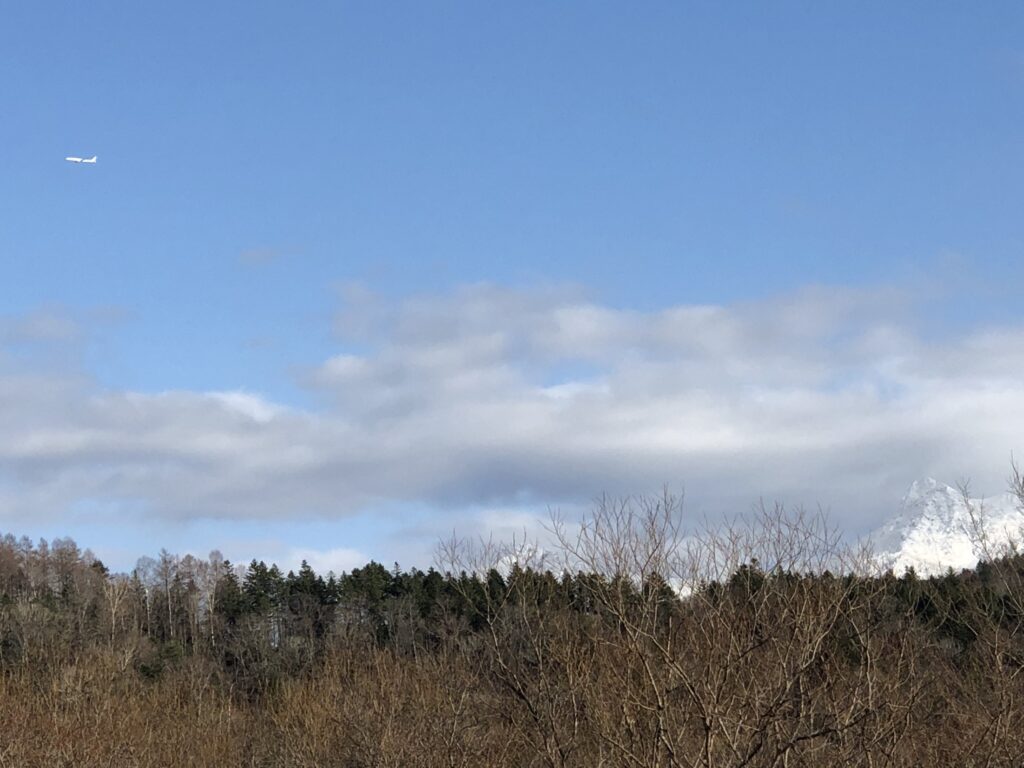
[2,3,1023,572]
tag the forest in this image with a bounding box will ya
[2,494,1024,767]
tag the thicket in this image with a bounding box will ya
[2,493,1024,767]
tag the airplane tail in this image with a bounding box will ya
[83,156,97,163]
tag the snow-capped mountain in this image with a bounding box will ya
[871,478,1023,576]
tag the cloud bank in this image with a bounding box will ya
[1,284,1022,547]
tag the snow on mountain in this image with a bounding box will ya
[871,478,1023,576]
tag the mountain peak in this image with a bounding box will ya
[873,479,1022,576]
[906,476,939,493]
[902,476,953,505]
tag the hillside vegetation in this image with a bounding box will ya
[2,494,1024,767]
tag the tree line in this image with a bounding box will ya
[2,489,1024,766]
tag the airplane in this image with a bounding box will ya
[65,156,97,164]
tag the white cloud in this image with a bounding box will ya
[0,308,82,344]
[1,285,1023,549]
[208,391,285,423]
